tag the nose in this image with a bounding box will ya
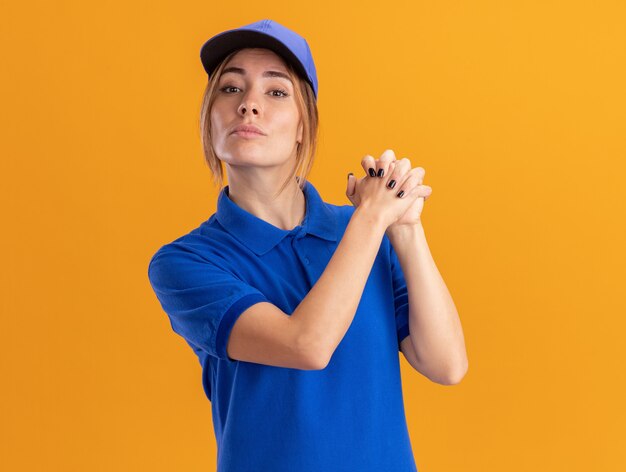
[237,90,261,116]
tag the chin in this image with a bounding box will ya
[222,149,271,165]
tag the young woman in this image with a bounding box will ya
[148,18,467,472]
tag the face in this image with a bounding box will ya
[210,48,303,170]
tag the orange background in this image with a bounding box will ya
[2,1,625,471]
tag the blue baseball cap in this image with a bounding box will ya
[200,19,319,100]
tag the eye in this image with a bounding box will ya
[219,85,240,94]
[270,88,289,98]
[218,85,289,98]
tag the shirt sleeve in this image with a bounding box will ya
[389,242,411,351]
[147,246,269,362]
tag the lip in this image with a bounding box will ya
[232,130,266,138]
[231,124,266,136]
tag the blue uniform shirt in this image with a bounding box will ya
[147,180,418,472]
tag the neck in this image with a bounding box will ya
[226,176,306,231]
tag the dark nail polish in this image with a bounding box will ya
[377,168,384,178]
[368,168,376,177]
[397,190,405,198]
[388,180,396,189]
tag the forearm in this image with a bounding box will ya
[292,205,386,366]
[387,223,468,382]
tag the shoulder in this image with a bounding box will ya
[147,215,236,281]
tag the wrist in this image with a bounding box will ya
[385,221,424,242]
[352,204,388,235]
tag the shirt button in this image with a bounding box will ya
[304,257,310,265]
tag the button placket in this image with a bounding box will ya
[292,234,311,267]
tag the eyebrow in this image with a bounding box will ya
[221,66,293,84]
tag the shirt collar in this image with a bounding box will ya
[214,180,338,256]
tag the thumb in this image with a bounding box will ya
[346,173,356,205]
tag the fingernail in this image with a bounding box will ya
[397,190,405,198]
[377,169,384,178]
[388,180,396,189]
[347,172,353,179]
[368,168,376,177]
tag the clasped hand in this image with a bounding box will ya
[346,149,432,229]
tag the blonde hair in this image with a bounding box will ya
[198,49,319,198]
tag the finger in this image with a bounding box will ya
[394,170,421,198]
[411,165,425,179]
[396,172,431,200]
[412,184,432,199]
[345,174,355,203]
[361,154,378,177]
[346,172,356,197]
[385,161,399,189]
[387,158,413,191]
[377,149,397,179]
[415,167,426,185]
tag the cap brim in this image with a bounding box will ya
[200,30,309,88]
